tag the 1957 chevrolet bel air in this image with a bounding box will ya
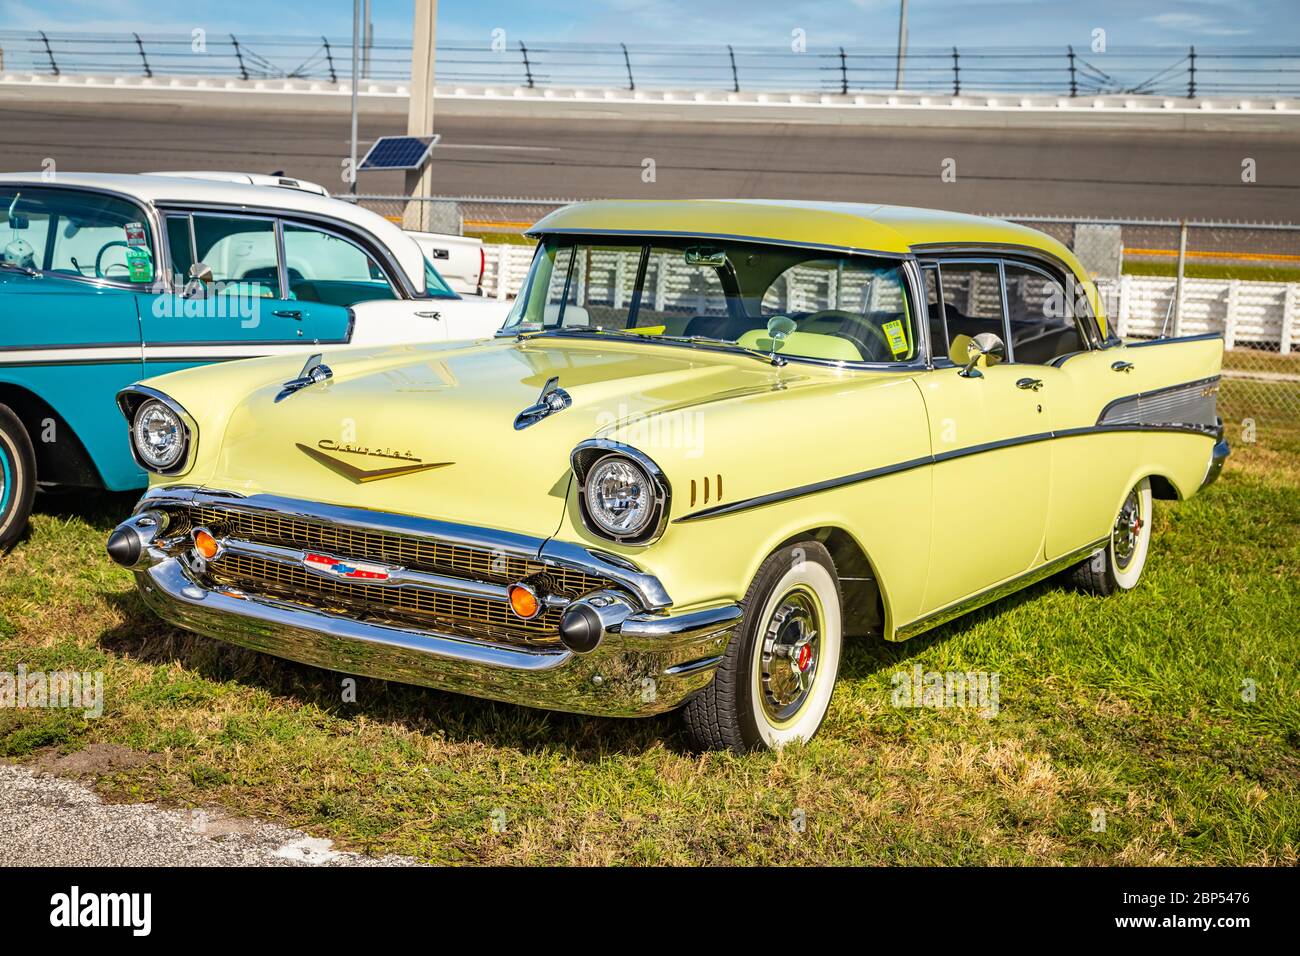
[106,200,1229,751]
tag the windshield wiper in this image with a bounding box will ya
[525,326,787,366]
[654,333,787,367]
[0,260,40,278]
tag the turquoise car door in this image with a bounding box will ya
[0,275,146,490]
[138,211,352,375]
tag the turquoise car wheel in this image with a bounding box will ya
[0,404,36,550]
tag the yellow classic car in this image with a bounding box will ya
[106,200,1228,751]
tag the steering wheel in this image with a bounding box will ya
[94,240,131,279]
[798,309,895,362]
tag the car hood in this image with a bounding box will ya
[201,335,809,539]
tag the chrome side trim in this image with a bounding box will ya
[893,536,1109,641]
[675,421,1217,523]
[134,486,674,610]
[114,385,198,478]
[1122,332,1224,349]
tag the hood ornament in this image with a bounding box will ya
[514,376,572,430]
[276,353,333,403]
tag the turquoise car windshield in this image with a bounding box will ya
[503,236,917,364]
[424,257,461,299]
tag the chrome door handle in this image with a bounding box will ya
[273,309,303,320]
[1016,377,1043,391]
[413,310,441,319]
[1111,360,1134,372]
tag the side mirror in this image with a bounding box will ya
[958,331,1005,378]
[182,261,214,299]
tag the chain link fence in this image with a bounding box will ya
[352,195,1300,426]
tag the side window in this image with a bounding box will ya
[192,214,280,298]
[1,187,154,284]
[281,222,396,306]
[936,262,1004,363]
[1002,262,1085,364]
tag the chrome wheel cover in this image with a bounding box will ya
[758,587,821,724]
[1112,487,1144,570]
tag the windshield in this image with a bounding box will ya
[504,237,917,363]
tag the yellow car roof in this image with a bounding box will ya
[527,198,1070,259]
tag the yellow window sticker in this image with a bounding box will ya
[882,319,909,357]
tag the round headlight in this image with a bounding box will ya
[132,399,186,471]
[583,454,656,539]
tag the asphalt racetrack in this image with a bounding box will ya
[2,100,1298,221]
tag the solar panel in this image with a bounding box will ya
[358,135,440,172]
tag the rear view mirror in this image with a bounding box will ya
[182,261,215,299]
[956,331,1005,378]
[685,246,727,268]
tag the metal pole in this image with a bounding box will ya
[405,0,438,229]
[1172,220,1188,338]
[894,0,908,90]
[727,44,739,92]
[349,0,360,196]
[1068,45,1077,97]
[1187,45,1196,98]
[621,42,634,91]
[839,47,848,95]
[362,0,372,79]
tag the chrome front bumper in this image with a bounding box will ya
[122,505,742,717]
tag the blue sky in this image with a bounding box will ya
[2,0,1297,47]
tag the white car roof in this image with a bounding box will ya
[149,171,331,196]
[0,171,426,294]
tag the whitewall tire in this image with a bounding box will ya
[682,541,842,752]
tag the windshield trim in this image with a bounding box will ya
[526,226,911,261]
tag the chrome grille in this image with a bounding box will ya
[162,504,614,644]
[207,552,563,641]
[171,504,608,597]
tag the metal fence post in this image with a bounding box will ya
[1172,220,1188,338]
[519,41,534,89]
[951,47,960,95]
[839,47,848,95]
[621,42,635,91]
[231,34,248,80]
[39,31,58,76]
[1067,45,1077,97]
[1224,279,1240,350]
[322,37,337,83]
[133,33,152,77]
[1188,45,1196,98]
[727,45,739,92]
[1281,284,1296,355]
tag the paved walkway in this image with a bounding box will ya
[0,763,417,867]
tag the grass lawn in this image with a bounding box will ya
[1,424,1297,865]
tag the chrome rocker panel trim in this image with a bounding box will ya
[893,535,1109,641]
[133,486,673,610]
[134,555,742,717]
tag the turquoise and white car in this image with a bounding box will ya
[0,172,510,547]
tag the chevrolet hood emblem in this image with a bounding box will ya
[296,441,453,483]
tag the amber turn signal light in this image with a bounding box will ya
[192,529,219,560]
[507,583,542,620]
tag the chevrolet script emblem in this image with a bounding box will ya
[297,440,453,483]
[303,552,394,581]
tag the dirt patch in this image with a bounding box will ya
[29,743,154,779]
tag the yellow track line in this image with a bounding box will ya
[1125,247,1300,263]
